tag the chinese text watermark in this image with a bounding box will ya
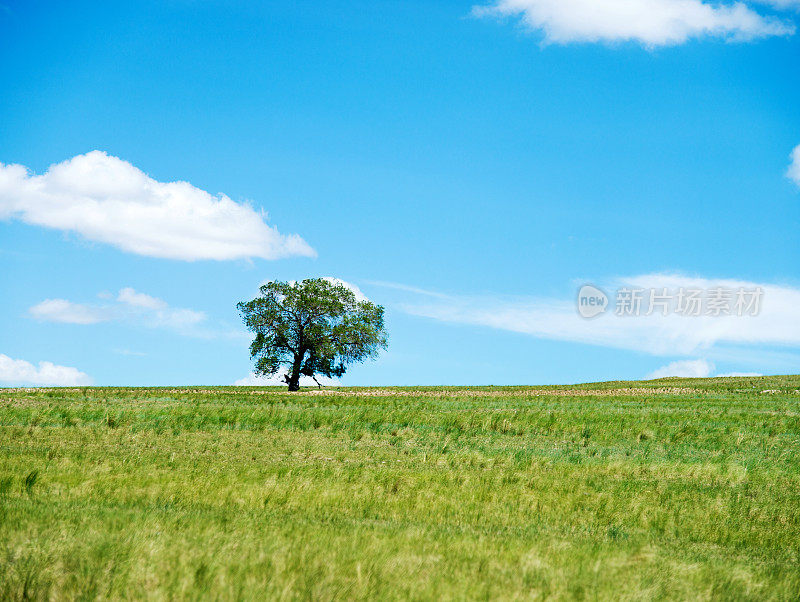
[577,284,762,318]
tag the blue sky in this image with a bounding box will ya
[1,0,799,386]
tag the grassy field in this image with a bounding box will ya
[1,376,799,600]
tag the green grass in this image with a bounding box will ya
[1,376,799,600]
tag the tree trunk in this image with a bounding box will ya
[287,351,304,392]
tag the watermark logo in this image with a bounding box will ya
[577,283,763,318]
[577,284,609,318]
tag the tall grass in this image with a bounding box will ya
[1,376,799,600]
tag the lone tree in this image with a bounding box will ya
[237,278,388,391]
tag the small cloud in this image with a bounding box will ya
[0,353,92,386]
[234,370,338,387]
[787,144,800,186]
[29,287,213,337]
[117,287,167,310]
[473,0,795,47]
[647,359,714,379]
[322,277,369,302]
[0,151,315,261]
[29,299,110,324]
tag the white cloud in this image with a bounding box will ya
[0,151,316,261]
[117,287,167,310]
[29,287,213,336]
[322,277,369,302]
[115,287,208,330]
[0,354,92,386]
[647,358,714,378]
[647,360,765,378]
[390,273,800,356]
[787,144,800,186]
[234,370,338,387]
[473,0,794,46]
[29,299,110,324]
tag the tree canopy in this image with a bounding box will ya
[237,278,388,391]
